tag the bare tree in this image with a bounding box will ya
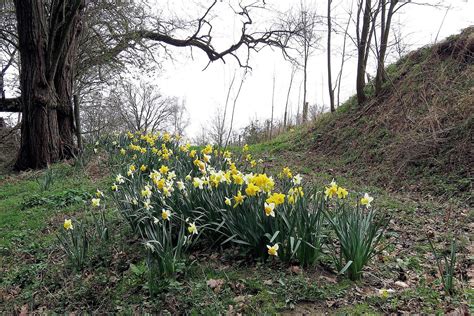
[207,108,228,147]
[169,100,190,136]
[3,0,298,170]
[112,81,176,133]
[283,3,321,123]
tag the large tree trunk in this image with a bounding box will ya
[14,0,84,170]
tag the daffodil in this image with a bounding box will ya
[232,174,244,185]
[264,202,275,217]
[202,144,213,155]
[91,198,101,207]
[378,288,394,299]
[188,222,198,235]
[111,183,118,191]
[282,167,292,178]
[96,189,104,198]
[292,174,302,185]
[324,180,338,199]
[243,144,249,152]
[267,244,279,256]
[250,160,257,167]
[140,164,147,172]
[159,165,169,174]
[266,193,285,206]
[233,191,246,208]
[143,199,153,210]
[177,181,185,191]
[245,183,261,196]
[203,154,211,163]
[63,219,73,230]
[193,177,204,189]
[120,148,126,155]
[225,197,232,206]
[141,185,152,198]
[360,193,374,207]
[337,187,348,199]
[116,174,125,184]
[162,209,171,221]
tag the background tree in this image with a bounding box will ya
[108,81,177,134]
[5,0,296,170]
[283,2,321,123]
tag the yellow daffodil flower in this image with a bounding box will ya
[159,165,169,174]
[63,219,73,230]
[232,174,244,185]
[245,183,261,196]
[267,244,279,256]
[225,197,232,206]
[337,187,348,199]
[188,222,198,235]
[324,180,338,199]
[266,193,285,206]
[91,198,100,207]
[233,191,246,208]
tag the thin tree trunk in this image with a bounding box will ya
[327,0,335,112]
[375,0,397,95]
[284,67,296,128]
[302,54,308,123]
[356,0,372,105]
[336,6,352,107]
[73,94,82,151]
[270,71,275,138]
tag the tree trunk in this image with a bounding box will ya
[73,94,83,151]
[356,0,372,105]
[14,0,84,170]
[327,0,335,112]
[284,67,296,128]
[302,55,308,123]
[375,1,397,95]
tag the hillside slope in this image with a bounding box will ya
[259,27,473,201]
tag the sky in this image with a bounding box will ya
[152,0,473,138]
[2,0,473,139]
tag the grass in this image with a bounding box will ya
[1,155,471,313]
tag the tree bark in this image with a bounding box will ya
[73,94,83,151]
[356,0,372,105]
[327,0,335,112]
[284,67,296,128]
[14,0,84,170]
[375,0,397,95]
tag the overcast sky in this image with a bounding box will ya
[2,0,473,139]
[152,0,473,138]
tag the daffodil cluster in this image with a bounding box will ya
[98,131,384,275]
